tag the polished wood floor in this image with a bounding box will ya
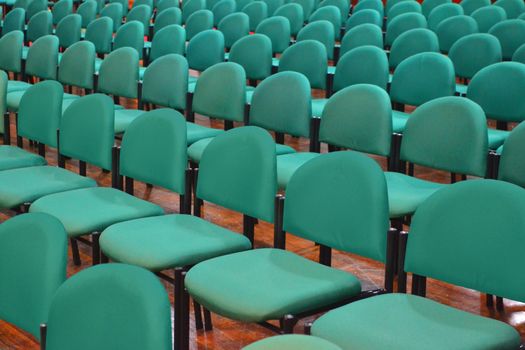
[0,92,524,350]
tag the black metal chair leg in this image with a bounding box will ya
[496,296,504,311]
[486,294,494,308]
[92,232,101,265]
[193,300,203,330]
[282,314,297,334]
[203,308,213,331]
[70,238,81,266]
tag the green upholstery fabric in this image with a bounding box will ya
[149,25,186,62]
[212,0,235,26]
[385,13,427,47]
[467,62,525,123]
[2,8,25,35]
[85,17,112,54]
[153,7,181,34]
[98,47,139,99]
[29,187,164,236]
[0,31,23,74]
[0,71,6,134]
[421,0,451,17]
[297,20,335,60]
[114,109,143,134]
[345,9,381,31]
[494,0,525,19]
[100,3,123,32]
[319,0,348,22]
[27,0,48,20]
[26,35,59,80]
[127,5,152,36]
[218,12,250,49]
[113,21,145,59]
[45,264,172,350]
[56,14,82,49]
[242,1,268,31]
[387,1,421,25]
[261,0,283,15]
[512,42,525,63]
[58,40,95,90]
[389,28,439,68]
[291,0,314,20]
[274,3,303,36]
[185,9,213,40]
[185,248,362,322]
[427,3,463,31]
[77,0,97,28]
[229,34,272,81]
[186,122,224,145]
[243,335,342,350]
[186,29,225,72]
[197,126,277,223]
[460,0,489,15]
[6,80,34,94]
[340,23,383,56]
[157,0,178,12]
[26,10,52,43]
[488,128,509,150]
[142,53,187,109]
[53,0,73,25]
[319,84,392,156]
[392,110,409,133]
[498,122,525,187]
[386,0,413,15]
[353,0,383,17]
[182,0,205,22]
[278,40,327,90]
[111,0,129,15]
[0,166,97,209]
[471,5,507,33]
[255,16,290,54]
[312,293,520,350]
[309,6,342,41]
[0,213,67,339]
[100,214,251,271]
[0,146,47,171]
[276,152,319,189]
[448,33,502,80]
[311,99,326,118]
[250,71,311,138]
[489,19,525,60]
[436,15,479,53]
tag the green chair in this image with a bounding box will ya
[26,10,52,43]
[459,0,489,16]
[261,0,282,15]
[56,13,81,49]
[77,0,97,28]
[471,5,507,33]
[148,24,185,63]
[291,0,313,20]
[319,0,348,23]
[255,15,290,55]
[494,0,525,19]
[205,0,221,10]
[85,17,113,56]
[153,7,181,35]
[242,1,267,31]
[449,33,502,95]
[389,52,455,133]
[157,0,178,13]
[51,0,72,25]
[297,20,335,60]
[0,213,67,341]
[229,33,272,83]
[489,19,525,60]
[512,42,525,63]
[41,263,172,350]
[113,20,145,59]
[183,150,393,350]
[100,2,123,32]
[436,15,478,53]
[186,29,224,83]
[182,0,205,23]
[218,12,249,49]
[387,1,421,25]
[386,0,414,15]
[110,0,129,15]
[385,12,427,47]
[27,0,48,21]
[133,0,153,8]
[467,62,525,148]
[2,8,25,35]
[185,9,212,40]
[353,0,384,18]
[309,6,341,41]
[497,121,525,187]
[127,4,152,36]
[243,335,343,350]
[236,0,252,12]
[421,0,450,18]
[339,23,383,57]
[345,8,381,31]
[386,96,488,219]
[58,41,96,94]
[427,3,463,31]
[13,0,30,11]
[211,0,235,26]
[312,179,524,350]
[0,31,23,81]
[389,28,439,69]
[274,3,303,36]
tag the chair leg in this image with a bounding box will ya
[496,296,504,311]
[92,232,101,265]
[193,300,203,330]
[174,268,190,350]
[203,308,213,331]
[40,324,47,350]
[486,294,494,308]
[281,314,297,334]
[70,238,81,266]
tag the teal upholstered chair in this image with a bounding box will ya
[183,150,393,350]
[186,29,225,84]
[386,0,414,15]
[0,213,67,341]
[157,0,179,13]
[297,20,335,60]
[27,0,48,21]
[353,0,384,18]
[421,0,450,17]
[460,0,489,15]
[127,4,152,36]
[211,0,235,25]
[513,42,525,63]
[387,1,421,25]
[58,41,96,94]
[56,14,81,49]
[26,10,52,43]
[242,1,267,31]
[255,16,291,55]
[385,12,427,47]
[229,33,272,83]
[243,335,343,350]
[497,121,525,188]
[153,7,181,35]
[52,0,73,25]
[218,12,249,49]
[312,179,525,350]
[2,8,25,35]
[110,0,129,15]
[489,19,525,60]
[291,0,314,20]
[113,20,145,59]
[182,0,205,22]
[148,24,185,63]
[435,15,478,53]
[471,5,507,33]
[261,0,283,15]
[319,0,349,22]
[133,0,153,8]
[340,23,383,57]
[185,9,213,40]
[274,3,303,36]
[427,2,462,31]
[494,0,525,19]
[309,5,342,41]
[41,264,172,350]
[345,9,381,31]
[77,0,97,28]
[100,2,123,32]
[388,28,439,69]
[85,17,113,56]
[0,31,23,81]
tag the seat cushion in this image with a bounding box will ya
[22,46,29,60]
[311,99,328,118]
[62,99,124,113]
[0,166,97,209]
[456,83,468,96]
[312,293,521,350]
[0,146,47,171]
[30,187,164,237]
[392,110,409,133]
[114,109,145,134]
[385,172,447,218]
[7,91,79,112]
[186,248,361,322]
[277,152,320,189]
[7,80,32,93]
[188,137,296,163]
[488,128,509,150]
[243,335,342,350]
[100,214,252,271]
[186,122,224,145]
[246,90,254,104]
[327,66,336,75]
[139,66,146,80]
[95,58,103,73]
[272,57,279,67]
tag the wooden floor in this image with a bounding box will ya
[1,95,524,349]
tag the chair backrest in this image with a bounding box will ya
[297,20,335,60]
[85,17,113,54]
[427,2,463,31]
[513,42,525,63]
[467,62,525,123]
[27,10,52,42]
[278,40,327,90]
[13,0,31,10]
[185,9,213,40]
[26,34,59,80]
[27,0,48,20]
[489,19,525,60]
[354,0,384,17]
[334,46,388,92]
[18,81,63,147]
[284,151,389,262]
[45,264,172,350]
[154,7,181,34]
[459,0,489,15]
[385,12,427,47]
[291,0,314,20]
[186,29,224,71]
[345,8,381,31]
[100,2,123,32]
[114,20,145,58]
[133,0,153,8]
[494,0,525,19]
[212,0,236,25]
[389,28,439,68]
[2,8,25,35]
[498,121,525,187]
[448,33,502,80]
[197,126,277,223]
[319,0,349,22]
[274,3,303,36]
[142,54,188,110]
[120,109,187,193]
[261,0,283,15]
[242,1,268,31]
[98,47,139,99]
[401,96,488,176]
[250,71,311,138]
[52,0,72,25]
[150,24,186,61]
[309,5,341,40]
[58,41,95,90]
[387,1,421,25]
[56,13,81,49]
[193,62,246,122]
[405,179,525,304]
[340,23,383,56]
[255,16,290,54]
[157,0,179,13]
[110,0,129,15]
[421,0,450,17]
[229,33,272,81]
[436,15,478,53]
[471,5,507,33]
[0,213,67,340]
[0,30,23,73]
[390,52,455,106]
[236,0,252,12]
[127,4,152,35]
[77,0,97,28]
[182,0,205,22]
[386,0,413,15]
[60,94,115,170]
[0,71,6,122]
[218,12,249,49]
[320,84,392,157]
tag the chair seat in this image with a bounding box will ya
[312,98,327,118]
[188,137,296,163]
[22,46,29,60]
[0,165,97,209]
[327,66,336,75]
[311,293,521,350]
[7,80,32,93]
[496,144,503,154]
[62,99,124,113]
[392,110,409,133]
[456,83,468,95]
[144,41,152,49]
[385,171,446,218]
[95,58,102,73]
[243,335,342,350]
[277,152,320,189]
[0,146,47,171]
[100,214,252,271]
[114,109,144,134]
[139,66,146,80]
[29,187,164,237]
[186,122,224,145]
[272,57,279,67]
[488,128,509,150]
[186,248,361,323]
[7,90,79,112]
